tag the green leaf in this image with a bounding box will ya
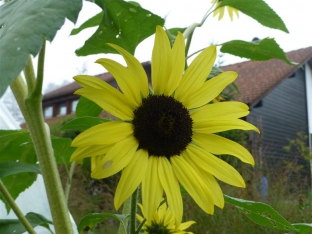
[77,213,129,233]
[71,12,104,36]
[218,0,288,33]
[0,130,38,213]
[0,162,40,178]
[0,173,37,213]
[0,130,35,162]
[167,27,186,37]
[60,116,110,131]
[220,38,294,65]
[0,212,53,234]
[0,0,82,97]
[292,223,312,234]
[75,0,164,56]
[76,97,103,118]
[167,28,186,46]
[224,195,298,231]
[51,137,75,165]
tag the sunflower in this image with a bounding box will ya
[137,202,195,234]
[212,0,239,21]
[70,26,259,225]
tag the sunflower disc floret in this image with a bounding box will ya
[133,94,193,158]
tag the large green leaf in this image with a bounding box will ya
[51,138,75,165]
[0,0,82,97]
[77,213,129,233]
[220,38,294,65]
[0,162,40,178]
[0,130,35,162]
[0,130,74,211]
[218,0,288,33]
[224,195,298,231]
[76,96,103,118]
[0,130,38,213]
[71,12,104,36]
[75,0,164,56]
[60,116,110,131]
[0,212,53,234]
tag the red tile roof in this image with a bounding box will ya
[221,47,312,105]
[43,68,117,101]
[43,48,312,106]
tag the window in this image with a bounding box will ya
[58,103,67,116]
[44,106,53,118]
[71,99,78,113]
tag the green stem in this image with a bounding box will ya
[23,88,74,234]
[10,40,74,234]
[65,161,76,204]
[184,29,194,68]
[135,219,146,234]
[0,180,36,234]
[10,75,29,120]
[130,188,138,234]
[23,55,36,94]
[118,197,131,234]
[31,40,45,98]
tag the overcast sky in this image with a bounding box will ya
[40,0,312,92]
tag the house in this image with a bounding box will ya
[41,47,312,178]
[221,47,312,176]
[41,61,151,125]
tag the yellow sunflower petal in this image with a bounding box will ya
[142,156,163,222]
[96,58,142,107]
[91,136,138,179]
[75,87,134,120]
[175,45,216,104]
[70,144,112,162]
[152,26,172,95]
[234,8,239,18]
[218,7,225,20]
[165,32,185,96]
[71,121,133,147]
[182,153,224,208]
[179,221,196,230]
[185,144,245,187]
[107,43,149,98]
[204,173,224,208]
[158,157,183,226]
[74,75,110,89]
[191,101,249,121]
[114,149,148,210]
[163,209,175,230]
[91,154,105,171]
[157,202,167,222]
[181,71,237,109]
[193,119,260,134]
[136,214,144,223]
[193,133,255,166]
[171,156,214,214]
[228,7,234,21]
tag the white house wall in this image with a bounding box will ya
[305,63,312,148]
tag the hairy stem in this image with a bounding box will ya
[118,197,131,234]
[130,188,138,234]
[0,180,36,234]
[10,40,74,234]
[65,161,76,204]
[23,55,36,94]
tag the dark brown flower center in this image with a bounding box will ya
[133,95,193,158]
